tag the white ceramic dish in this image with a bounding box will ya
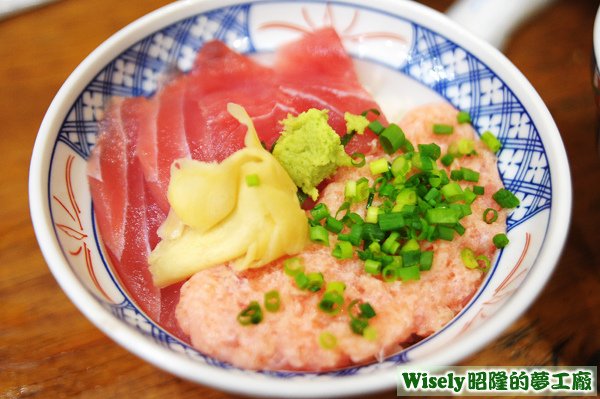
[29,0,571,397]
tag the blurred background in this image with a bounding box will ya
[1,0,598,397]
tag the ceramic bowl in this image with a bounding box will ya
[29,0,571,397]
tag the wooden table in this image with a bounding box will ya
[1,0,599,397]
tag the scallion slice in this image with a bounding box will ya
[433,123,454,135]
[325,216,344,234]
[237,301,263,325]
[378,212,405,231]
[264,290,281,312]
[493,233,510,248]
[481,131,502,153]
[318,291,344,314]
[379,123,405,154]
[365,206,379,224]
[457,111,471,124]
[319,331,337,349]
[306,272,324,292]
[364,259,382,275]
[368,120,384,135]
[326,281,346,294]
[332,241,353,259]
[351,152,366,167]
[284,257,304,277]
[369,158,389,175]
[441,154,454,167]
[483,208,499,224]
[492,188,520,208]
[310,203,329,221]
[418,143,441,160]
[426,207,460,224]
[309,225,329,246]
[396,265,420,281]
[245,174,260,187]
[460,248,478,269]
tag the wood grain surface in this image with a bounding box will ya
[1,0,599,398]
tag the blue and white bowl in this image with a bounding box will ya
[29,0,571,397]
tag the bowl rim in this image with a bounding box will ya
[29,0,571,397]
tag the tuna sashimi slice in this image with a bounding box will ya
[88,98,163,322]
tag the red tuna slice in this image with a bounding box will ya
[275,27,385,154]
[136,79,191,214]
[183,41,285,161]
[88,98,164,323]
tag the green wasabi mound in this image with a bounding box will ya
[273,109,351,200]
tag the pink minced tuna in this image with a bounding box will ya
[176,103,507,371]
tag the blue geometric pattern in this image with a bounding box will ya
[52,1,553,378]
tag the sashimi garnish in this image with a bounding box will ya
[88,28,387,337]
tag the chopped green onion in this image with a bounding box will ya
[284,257,304,277]
[483,208,499,224]
[481,131,502,153]
[382,231,401,254]
[366,206,379,224]
[476,255,491,272]
[395,188,417,211]
[461,167,480,182]
[450,170,463,181]
[457,111,471,124]
[473,185,485,195]
[441,154,454,167]
[426,207,460,224]
[332,241,354,259]
[420,251,434,271]
[310,225,329,246]
[493,233,510,248]
[340,131,356,147]
[433,123,454,135]
[493,188,520,208]
[381,264,397,282]
[310,203,329,221]
[368,120,385,135]
[294,272,309,289]
[418,143,441,160]
[454,222,466,235]
[449,138,476,156]
[463,188,477,204]
[351,152,366,167]
[396,265,420,281]
[335,201,351,219]
[436,225,455,241]
[402,251,421,267]
[318,291,344,314]
[368,241,381,254]
[369,158,389,175]
[361,108,381,117]
[379,123,405,154]
[348,224,364,246]
[326,281,346,294]
[325,216,344,234]
[350,317,368,335]
[264,290,281,312]
[378,212,405,231]
[237,301,263,325]
[364,259,382,275]
[401,238,420,252]
[363,325,377,341]
[245,174,260,187]
[306,272,324,292]
[361,223,385,242]
[441,182,464,202]
[359,302,376,319]
[319,331,337,349]
[344,180,357,200]
[391,156,412,178]
[461,248,478,269]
